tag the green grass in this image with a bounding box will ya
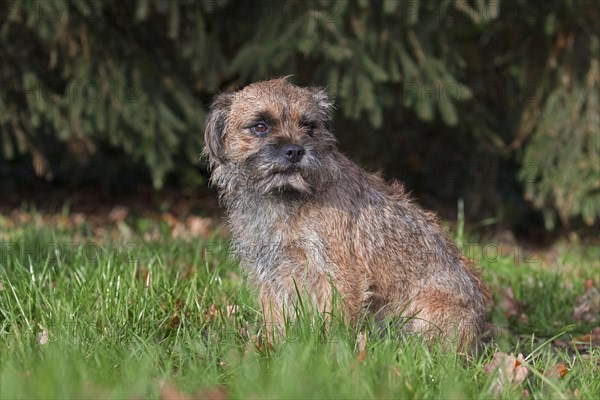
[1,215,598,399]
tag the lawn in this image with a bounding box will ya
[0,211,598,399]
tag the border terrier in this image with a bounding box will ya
[204,78,489,349]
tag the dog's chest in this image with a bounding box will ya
[229,203,334,278]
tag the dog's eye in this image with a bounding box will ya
[250,123,269,136]
[300,120,317,136]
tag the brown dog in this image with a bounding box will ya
[204,78,489,349]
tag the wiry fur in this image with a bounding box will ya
[204,78,489,349]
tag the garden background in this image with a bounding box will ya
[1,1,598,398]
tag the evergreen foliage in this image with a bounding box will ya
[1,0,598,228]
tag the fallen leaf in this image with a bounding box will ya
[483,352,529,397]
[163,212,186,240]
[355,331,368,363]
[186,216,212,238]
[171,224,188,240]
[55,215,73,229]
[226,304,239,319]
[160,384,228,400]
[573,287,600,324]
[108,205,129,223]
[499,287,528,324]
[162,212,179,229]
[12,210,31,224]
[203,303,218,322]
[247,333,272,354]
[163,300,189,329]
[160,382,191,400]
[544,362,568,379]
[144,226,161,241]
[169,313,181,328]
[238,321,250,340]
[194,385,228,400]
[71,212,86,226]
[572,327,600,346]
[37,329,49,345]
[555,363,568,378]
[174,299,185,311]
[179,266,197,281]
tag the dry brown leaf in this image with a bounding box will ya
[203,303,218,322]
[247,334,271,355]
[162,212,179,229]
[71,212,86,226]
[108,205,129,223]
[237,321,250,341]
[565,388,582,398]
[171,224,188,240]
[144,227,161,242]
[179,267,197,281]
[573,286,600,324]
[163,213,186,240]
[193,386,228,400]
[555,363,568,378]
[169,313,181,328]
[226,304,239,319]
[174,299,185,311]
[572,327,600,346]
[12,210,31,224]
[544,362,568,379]
[160,300,189,329]
[55,215,73,229]
[186,216,213,238]
[355,331,368,363]
[160,384,228,400]
[37,329,49,345]
[499,287,529,324]
[160,382,191,400]
[483,352,529,397]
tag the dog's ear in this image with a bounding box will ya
[309,87,335,127]
[204,92,234,166]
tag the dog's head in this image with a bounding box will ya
[204,78,338,196]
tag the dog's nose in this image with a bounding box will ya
[282,144,305,163]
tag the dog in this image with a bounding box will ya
[204,78,489,349]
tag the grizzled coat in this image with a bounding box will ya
[204,78,489,348]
